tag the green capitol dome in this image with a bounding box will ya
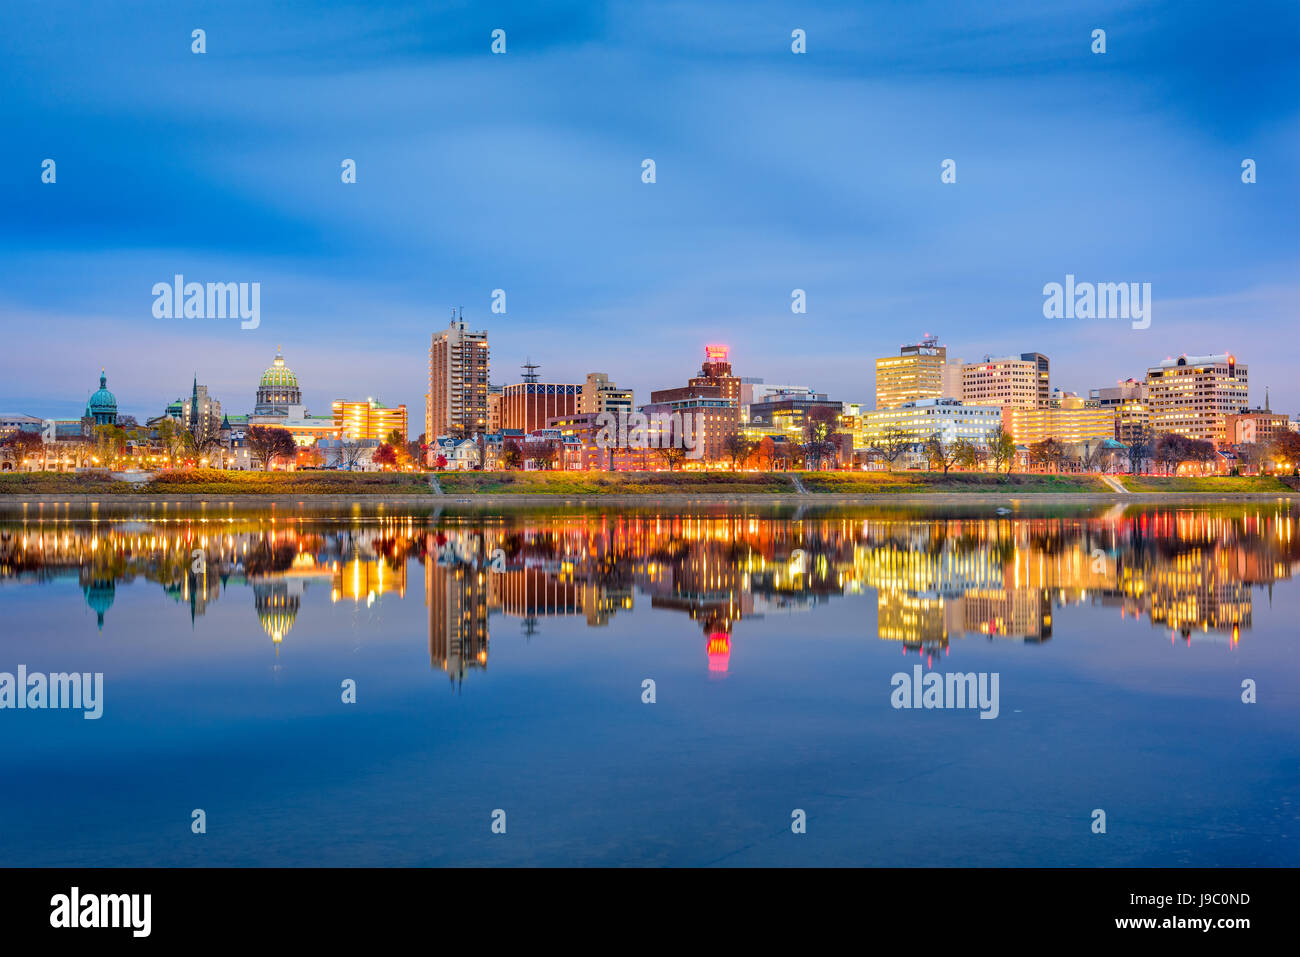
[260,350,299,389]
[85,369,118,425]
[254,346,303,415]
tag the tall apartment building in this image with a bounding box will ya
[332,398,408,442]
[427,316,490,445]
[503,382,583,433]
[1145,353,1248,445]
[875,336,946,410]
[961,356,1039,409]
[581,372,634,416]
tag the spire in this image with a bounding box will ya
[99,368,107,389]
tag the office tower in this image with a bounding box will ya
[875,336,946,410]
[1145,353,1248,445]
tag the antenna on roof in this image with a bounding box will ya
[522,358,540,383]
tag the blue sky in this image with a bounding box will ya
[2,0,1296,425]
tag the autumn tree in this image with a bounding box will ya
[988,426,1017,474]
[247,425,297,471]
[723,432,758,470]
[923,432,965,474]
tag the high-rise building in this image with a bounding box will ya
[1020,352,1051,408]
[581,372,634,416]
[961,356,1039,409]
[1145,353,1248,445]
[332,398,408,442]
[875,336,946,410]
[427,316,490,443]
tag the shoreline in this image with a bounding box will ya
[0,490,1297,510]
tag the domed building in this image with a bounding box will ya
[254,347,302,416]
[85,369,118,425]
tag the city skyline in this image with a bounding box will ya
[3,333,1280,432]
[3,0,1297,419]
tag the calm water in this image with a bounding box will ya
[1,501,1297,867]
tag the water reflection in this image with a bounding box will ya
[1,506,1295,682]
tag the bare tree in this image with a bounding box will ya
[868,426,910,472]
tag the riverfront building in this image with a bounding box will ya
[1145,354,1248,446]
[862,398,1003,446]
[1002,394,1115,445]
[961,356,1040,410]
[332,398,408,442]
[427,316,490,443]
[875,337,946,410]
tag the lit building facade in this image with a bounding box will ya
[332,399,408,442]
[1225,399,1288,446]
[1020,352,1051,407]
[863,398,1003,446]
[1091,378,1150,444]
[875,336,946,410]
[961,357,1039,409]
[1145,353,1248,445]
[1002,394,1115,445]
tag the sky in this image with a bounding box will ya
[1,0,1297,426]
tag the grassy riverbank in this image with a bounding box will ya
[2,469,1295,497]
